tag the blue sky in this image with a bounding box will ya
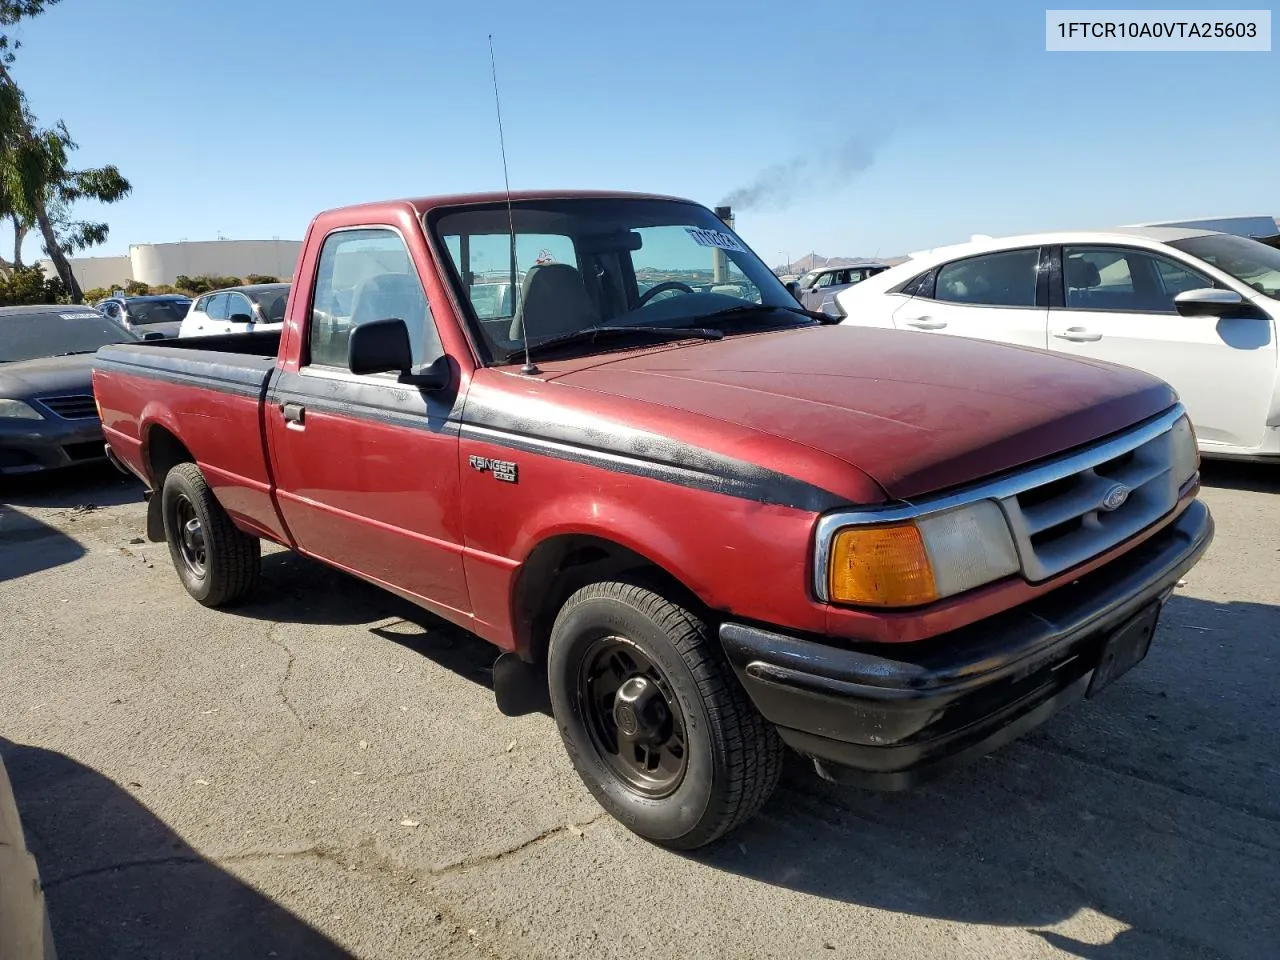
[7,0,1277,265]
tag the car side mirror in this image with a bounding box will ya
[347,317,449,389]
[785,280,803,303]
[1173,288,1262,319]
[143,331,166,340]
[228,312,254,324]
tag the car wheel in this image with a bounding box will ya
[547,580,783,849]
[161,462,260,607]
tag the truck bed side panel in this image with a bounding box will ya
[94,344,288,543]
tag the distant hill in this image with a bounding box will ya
[776,253,909,274]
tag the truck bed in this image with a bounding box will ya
[93,331,287,543]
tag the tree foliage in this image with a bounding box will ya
[173,274,243,295]
[0,0,131,302]
[0,262,65,304]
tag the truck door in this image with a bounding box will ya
[264,226,471,616]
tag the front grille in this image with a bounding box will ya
[999,423,1181,582]
[62,441,104,462]
[36,394,98,420]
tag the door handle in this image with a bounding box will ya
[1052,328,1103,342]
[904,317,947,330]
[281,402,305,427]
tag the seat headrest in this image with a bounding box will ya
[352,273,425,324]
[509,263,597,342]
[1066,257,1101,289]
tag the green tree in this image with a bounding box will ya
[0,1,131,302]
[174,274,242,295]
[0,262,65,305]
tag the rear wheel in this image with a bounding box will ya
[161,462,260,607]
[547,580,783,849]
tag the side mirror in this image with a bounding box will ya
[785,280,803,303]
[143,331,166,341]
[228,312,254,324]
[347,317,449,389]
[1173,288,1262,319]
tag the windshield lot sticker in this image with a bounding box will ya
[61,312,101,320]
[685,228,746,253]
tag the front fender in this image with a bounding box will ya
[497,484,828,651]
[511,491,709,598]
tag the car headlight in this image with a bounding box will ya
[1170,414,1199,487]
[825,500,1019,607]
[0,399,44,420]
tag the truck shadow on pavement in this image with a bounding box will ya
[1199,460,1280,495]
[0,462,142,510]
[232,551,502,691]
[693,593,1280,960]
[0,737,353,960]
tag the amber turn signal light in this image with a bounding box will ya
[828,523,939,607]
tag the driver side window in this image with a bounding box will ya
[308,228,441,370]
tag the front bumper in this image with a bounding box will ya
[721,499,1214,790]
[0,418,106,475]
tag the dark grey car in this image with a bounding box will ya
[0,305,141,475]
[95,294,192,339]
[797,263,889,315]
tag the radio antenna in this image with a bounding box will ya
[488,34,538,376]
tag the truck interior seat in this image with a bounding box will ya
[509,263,598,343]
[350,273,429,358]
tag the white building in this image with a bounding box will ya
[41,238,303,290]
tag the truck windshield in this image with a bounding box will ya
[1168,233,1280,299]
[0,311,141,363]
[429,198,811,363]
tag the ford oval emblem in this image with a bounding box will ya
[1100,483,1131,512]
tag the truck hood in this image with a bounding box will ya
[0,354,96,399]
[550,326,1177,500]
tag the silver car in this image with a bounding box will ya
[95,295,192,339]
[797,263,889,315]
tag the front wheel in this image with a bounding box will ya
[547,580,783,849]
[161,462,260,607]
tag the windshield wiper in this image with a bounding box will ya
[506,325,722,362]
[54,349,101,356]
[693,303,838,327]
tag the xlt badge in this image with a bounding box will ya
[469,455,518,483]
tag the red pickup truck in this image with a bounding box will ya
[92,191,1213,849]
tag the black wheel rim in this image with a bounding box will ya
[173,495,207,579]
[577,635,688,798]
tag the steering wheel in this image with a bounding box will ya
[637,280,696,307]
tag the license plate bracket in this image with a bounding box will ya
[1086,602,1161,698]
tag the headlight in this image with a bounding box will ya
[1170,414,1199,486]
[826,500,1019,607]
[0,399,44,420]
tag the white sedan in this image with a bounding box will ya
[835,226,1280,460]
[177,283,291,338]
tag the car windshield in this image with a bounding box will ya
[0,310,140,362]
[250,286,290,322]
[430,197,811,362]
[128,299,191,324]
[1169,233,1280,299]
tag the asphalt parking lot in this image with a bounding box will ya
[1,462,1277,960]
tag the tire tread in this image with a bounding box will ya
[164,462,260,607]
[554,579,783,848]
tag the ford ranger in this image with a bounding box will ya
[91,191,1213,849]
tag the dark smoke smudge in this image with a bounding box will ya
[722,133,882,212]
